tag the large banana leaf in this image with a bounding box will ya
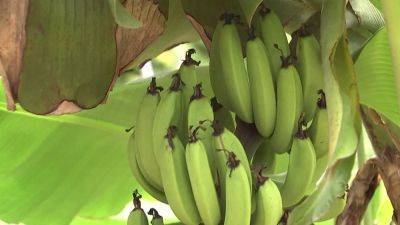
[355,27,400,126]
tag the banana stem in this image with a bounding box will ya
[381,0,400,111]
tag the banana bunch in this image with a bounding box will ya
[126,6,339,222]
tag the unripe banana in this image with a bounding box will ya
[265,62,303,154]
[224,152,252,225]
[210,20,231,108]
[246,35,276,137]
[252,175,283,225]
[186,131,221,225]
[212,121,252,189]
[127,190,149,225]
[127,135,167,203]
[212,121,251,216]
[153,74,184,164]
[160,126,201,225]
[135,78,163,190]
[294,28,324,122]
[211,97,236,132]
[256,7,290,80]
[310,90,329,158]
[148,208,165,225]
[217,14,253,123]
[280,126,316,208]
[316,196,346,222]
[252,141,277,176]
[180,49,201,135]
[188,84,216,177]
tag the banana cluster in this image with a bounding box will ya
[127,6,342,225]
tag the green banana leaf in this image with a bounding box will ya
[355,27,400,126]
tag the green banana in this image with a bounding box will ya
[211,97,236,132]
[294,28,324,122]
[209,20,231,108]
[212,121,252,189]
[224,152,252,225]
[310,90,329,158]
[153,74,184,164]
[135,78,163,190]
[159,126,201,225]
[127,135,167,203]
[148,208,165,225]
[252,175,283,225]
[212,121,251,216]
[316,196,346,222]
[246,34,276,137]
[180,49,201,136]
[217,14,253,123]
[280,126,316,208]
[185,130,221,225]
[188,84,216,177]
[256,7,290,80]
[127,190,149,225]
[252,141,277,176]
[265,62,303,154]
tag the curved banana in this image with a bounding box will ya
[159,126,201,225]
[217,14,253,123]
[252,141,277,176]
[252,175,283,225]
[127,135,167,203]
[280,127,316,208]
[148,208,165,225]
[265,63,303,154]
[294,29,324,122]
[211,97,236,132]
[246,35,276,137]
[127,190,149,225]
[135,78,163,190]
[180,49,200,133]
[153,74,184,164]
[186,133,221,225]
[212,121,252,189]
[310,90,329,158]
[209,20,231,108]
[316,196,346,222]
[188,84,216,176]
[224,152,252,225]
[256,7,290,80]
